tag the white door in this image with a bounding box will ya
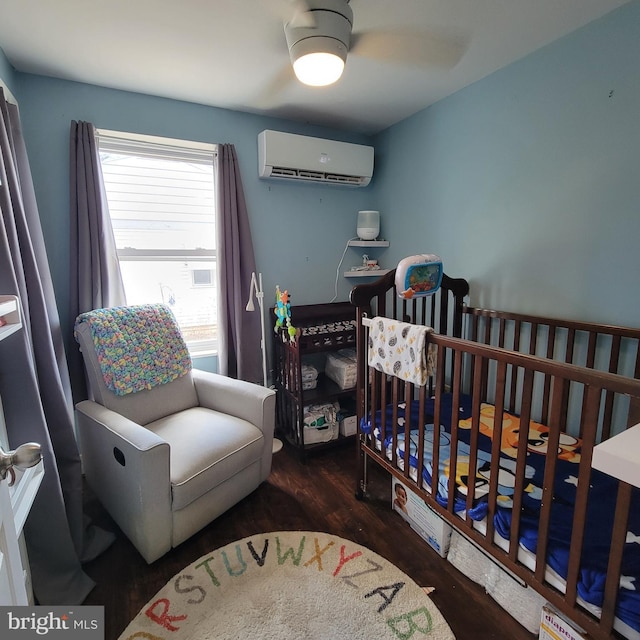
[0,298,42,604]
[0,446,44,605]
[0,472,28,604]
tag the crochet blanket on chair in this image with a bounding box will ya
[75,304,192,396]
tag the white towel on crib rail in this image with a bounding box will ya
[367,316,436,386]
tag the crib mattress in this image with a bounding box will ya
[361,395,640,636]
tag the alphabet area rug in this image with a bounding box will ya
[118,531,455,640]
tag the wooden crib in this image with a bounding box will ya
[350,270,640,640]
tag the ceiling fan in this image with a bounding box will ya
[283,0,353,86]
[263,0,468,93]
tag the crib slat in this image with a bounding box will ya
[483,313,492,345]
[427,295,435,332]
[585,331,597,370]
[565,328,576,364]
[508,322,521,414]
[416,384,427,496]
[373,368,383,458]
[465,356,484,517]
[469,311,479,343]
[513,318,521,353]
[403,381,412,481]
[534,376,564,584]
[485,360,507,543]
[529,321,538,355]
[481,317,492,402]
[439,287,450,336]
[601,334,621,440]
[431,345,446,498]
[541,325,556,423]
[497,317,506,349]
[447,350,463,513]
[565,383,601,605]
[508,368,534,563]
[600,481,632,632]
[391,376,400,468]
[559,329,577,434]
[577,332,598,440]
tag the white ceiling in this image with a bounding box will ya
[0,0,631,134]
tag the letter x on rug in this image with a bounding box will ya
[119,531,456,640]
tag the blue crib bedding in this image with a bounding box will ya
[361,396,640,632]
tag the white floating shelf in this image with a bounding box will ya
[347,240,390,247]
[344,269,391,278]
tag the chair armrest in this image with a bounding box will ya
[75,400,172,563]
[75,400,167,450]
[192,369,276,433]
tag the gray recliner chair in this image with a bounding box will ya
[74,304,275,563]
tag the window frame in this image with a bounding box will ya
[97,129,219,357]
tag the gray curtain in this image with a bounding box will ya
[69,121,125,402]
[216,144,262,383]
[0,90,114,604]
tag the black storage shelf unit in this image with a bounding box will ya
[272,301,357,459]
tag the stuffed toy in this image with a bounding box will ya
[274,285,297,343]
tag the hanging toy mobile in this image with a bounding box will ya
[274,285,297,343]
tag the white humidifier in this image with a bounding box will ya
[357,210,380,241]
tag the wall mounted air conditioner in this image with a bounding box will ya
[258,130,373,187]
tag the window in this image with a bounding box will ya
[97,130,218,356]
[191,269,214,287]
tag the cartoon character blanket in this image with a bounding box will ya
[361,398,640,632]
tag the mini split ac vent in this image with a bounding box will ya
[258,130,373,187]
[269,167,365,185]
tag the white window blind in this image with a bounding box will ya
[97,129,218,356]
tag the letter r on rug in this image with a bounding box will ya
[145,598,187,631]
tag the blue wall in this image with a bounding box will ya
[4,72,376,370]
[372,1,640,327]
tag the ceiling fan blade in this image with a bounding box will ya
[350,28,469,70]
[288,0,316,28]
[253,64,297,109]
[262,0,316,28]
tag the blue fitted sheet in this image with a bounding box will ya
[360,394,640,633]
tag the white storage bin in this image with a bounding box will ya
[339,415,357,437]
[303,401,340,444]
[304,421,339,444]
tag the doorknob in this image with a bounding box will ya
[0,443,42,482]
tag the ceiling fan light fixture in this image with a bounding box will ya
[285,2,353,87]
[292,46,346,86]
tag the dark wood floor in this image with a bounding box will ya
[82,441,535,640]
